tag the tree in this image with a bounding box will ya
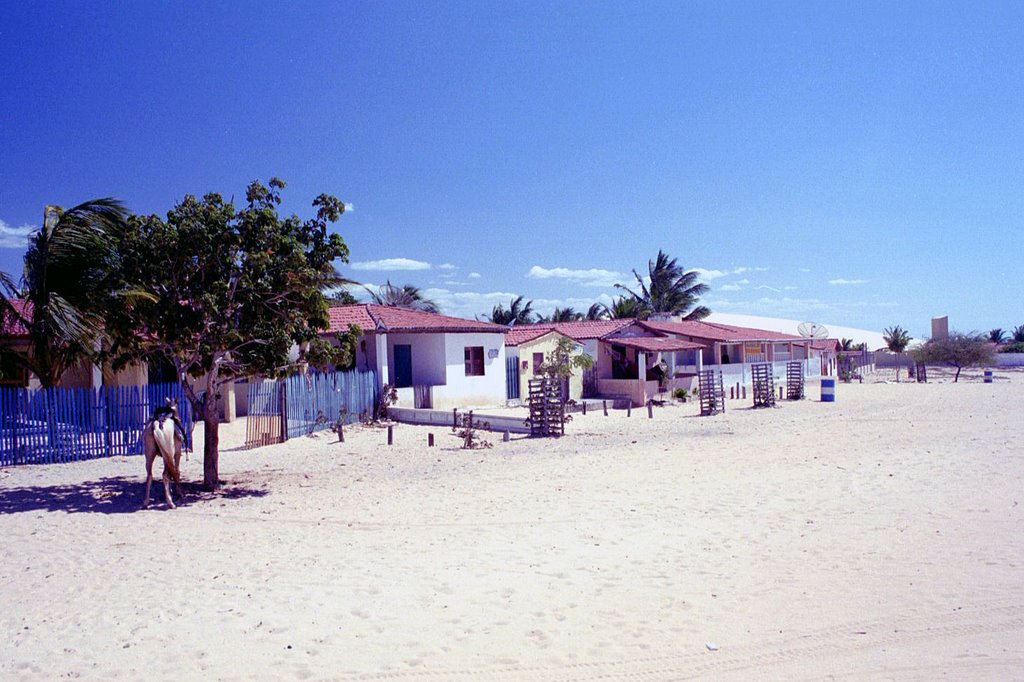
[327,287,359,306]
[366,280,439,313]
[106,178,356,491]
[988,328,1006,344]
[584,303,608,321]
[538,335,594,381]
[912,332,996,382]
[0,198,131,387]
[539,306,583,323]
[839,337,857,351]
[486,296,535,325]
[615,250,710,320]
[603,295,645,319]
[882,325,912,382]
[1013,325,1024,343]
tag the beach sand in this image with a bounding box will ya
[1,368,1022,680]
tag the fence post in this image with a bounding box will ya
[279,380,289,443]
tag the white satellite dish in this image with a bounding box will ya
[797,321,829,339]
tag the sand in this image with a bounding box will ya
[1,368,1022,680]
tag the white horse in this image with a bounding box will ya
[142,398,184,509]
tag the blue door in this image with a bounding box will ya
[393,345,412,388]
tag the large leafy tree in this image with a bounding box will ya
[106,179,356,490]
[0,199,131,387]
[486,295,535,325]
[882,325,912,382]
[366,280,439,313]
[615,250,710,320]
[912,332,996,383]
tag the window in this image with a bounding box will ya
[532,352,545,375]
[464,346,484,376]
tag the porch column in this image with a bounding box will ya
[375,333,390,386]
[696,349,703,374]
[637,351,646,406]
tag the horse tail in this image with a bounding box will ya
[153,419,179,481]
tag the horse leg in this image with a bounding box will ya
[173,439,184,499]
[162,463,176,509]
[143,448,155,509]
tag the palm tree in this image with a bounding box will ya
[486,296,535,325]
[584,303,608,321]
[603,295,645,319]
[2,199,130,387]
[883,325,911,382]
[366,279,439,313]
[615,250,710,320]
[839,338,857,351]
[538,306,584,323]
[1013,324,1024,343]
[988,328,1006,344]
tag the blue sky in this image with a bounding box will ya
[2,1,1022,338]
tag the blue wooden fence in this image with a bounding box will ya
[0,383,193,466]
[285,370,378,439]
[244,369,378,447]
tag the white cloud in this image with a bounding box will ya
[526,265,623,288]
[0,220,35,248]
[719,284,742,291]
[350,258,432,271]
[736,278,750,285]
[343,203,354,212]
[695,266,768,282]
[468,272,481,279]
[828,278,869,285]
[694,268,729,281]
[755,285,783,293]
[799,268,811,273]
[438,263,456,270]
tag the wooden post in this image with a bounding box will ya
[503,430,510,442]
[735,382,740,399]
[452,408,458,427]
[779,386,784,400]
[337,421,344,443]
[742,386,746,399]
[602,400,608,416]
[278,380,289,443]
[647,400,653,418]
[428,433,434,447]
[729,386,734,400]
[387,425,393,445]
[582,401,586,415]
[627,403,631,417]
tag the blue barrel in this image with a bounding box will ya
[984,369,993,383]
[821,377,836,402]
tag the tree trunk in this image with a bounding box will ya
[954,366,961,383]
[202,399,220,491]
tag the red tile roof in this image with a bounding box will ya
[509,319,635,341]
[612,336,703,353]
[1,299,30,337]
[326,304,506,335]
[504,327,558,346]
[639,320,801,343]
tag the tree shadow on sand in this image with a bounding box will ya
[0,476,269,515]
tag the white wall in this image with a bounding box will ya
[431,332,507,409]
[386,333,447,386]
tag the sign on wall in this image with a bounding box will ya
[487,348,499,359]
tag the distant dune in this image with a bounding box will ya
[706,312,893,350]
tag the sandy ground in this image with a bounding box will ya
[1,368,1022,681]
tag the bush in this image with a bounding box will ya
[999,341,1024,353]
[672,387,688,401]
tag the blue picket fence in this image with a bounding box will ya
[284,370,378,439]
[244,369,378,447]
[0,382,193,466]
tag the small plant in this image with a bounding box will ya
[372,384,398,421]
[672,387,689,402]
[453,411,492,449]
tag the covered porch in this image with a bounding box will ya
[594,336,704,407]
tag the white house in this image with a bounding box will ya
[325,304,508,410]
